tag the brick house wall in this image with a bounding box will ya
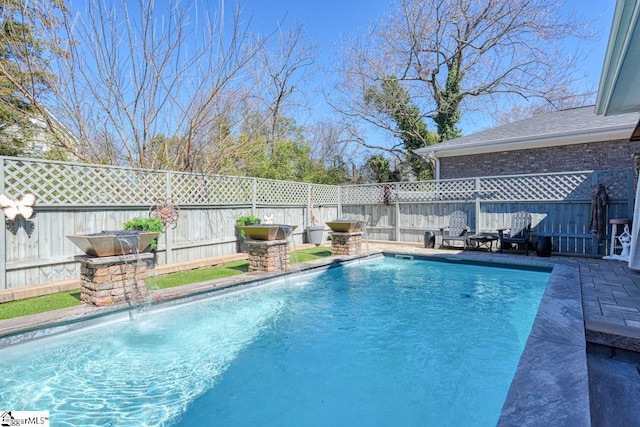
[439,139,640,179]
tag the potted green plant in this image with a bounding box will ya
[123,217,163,269]
[236,215,261,252]
[123,217,164,251]
[236,215,261,236]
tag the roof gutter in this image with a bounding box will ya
[415,150,440,180]
[595,0,640,115]
[431,151,440,181]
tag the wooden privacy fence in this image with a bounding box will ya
[341,169,634,255]
[0,156,635,290]
[0,157,340,290]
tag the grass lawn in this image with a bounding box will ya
[150,246,331,289]
[149,259,250,289]
[0,246,332,321]
[0,290,82,320]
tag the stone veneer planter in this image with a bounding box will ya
[247,240,291,272]
[76,253,153,306]
[330,232,362,256]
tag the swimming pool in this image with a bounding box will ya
[0,255,549,426]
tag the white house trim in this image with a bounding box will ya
[420,125,635,159]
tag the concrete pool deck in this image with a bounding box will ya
[1,242,639,425]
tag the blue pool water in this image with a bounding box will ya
[0,256,549,426]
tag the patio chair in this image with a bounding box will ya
[439,211,470,249]
[498,211,532,255]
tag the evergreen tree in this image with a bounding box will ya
[365,77,438,180]
[0,0,68,156]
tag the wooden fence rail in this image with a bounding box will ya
[0,156,634,290]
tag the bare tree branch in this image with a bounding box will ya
[332,0,597,148]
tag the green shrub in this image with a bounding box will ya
[236,215,261,238]
[123,217,164,250]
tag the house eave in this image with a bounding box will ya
[417,126,634,159]
[595,0,640,116]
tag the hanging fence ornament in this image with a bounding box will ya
[0,193,36,220]
[149,198,180,230]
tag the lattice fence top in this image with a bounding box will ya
[479,170,631,201]
[395,179,477,202]
[479,172,591,201]
[310,185,339,206]
[341,170,632,204]
[171,173,254,205]
[254,179,305,205]
[340,183,387,205]
[0,157,344,207]
[596,170,632,200]
[1,157,632,207]
[1,158,167,206]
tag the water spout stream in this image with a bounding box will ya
[359,221,370,256]
[114,232,152,320]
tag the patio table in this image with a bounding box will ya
[467,232,499,252]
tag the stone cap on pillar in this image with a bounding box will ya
[74,252,154,267]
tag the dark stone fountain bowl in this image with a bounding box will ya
[67,231,159,257]
[240,225,297,240]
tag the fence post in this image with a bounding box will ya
[307,184,312,228]
[252,178,257,216]
[394,183,400,241]
[475,178,481,233]
[0,158,5,289]
[590,171,601,256]
[164,171,173,264]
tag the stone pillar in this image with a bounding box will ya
[331,232,362,256]
[247,240,291,272]
[76,253,153,306]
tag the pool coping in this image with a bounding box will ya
[497,262,590,426]
[0,250,591,425]
[0,255,367,346]
[379,251,591,425]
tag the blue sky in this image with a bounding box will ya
[64,0,617,143]
[246,0,389,47]
[242,0,617,134]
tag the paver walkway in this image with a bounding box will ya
[579,257,640,352]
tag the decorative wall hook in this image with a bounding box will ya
[0,193,36,221]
